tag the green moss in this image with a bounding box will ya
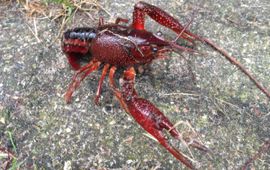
[45,0,73,7]
[0,107,11,124]
[238,91,250,102]
[45,0,75,19]
[197,115,209,128]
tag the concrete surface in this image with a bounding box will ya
[0,0,269,169]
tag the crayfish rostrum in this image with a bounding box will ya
[62,1,270,169]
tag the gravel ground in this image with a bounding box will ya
[0,0,269,169]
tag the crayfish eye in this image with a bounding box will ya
[151,45,158,53]
[152,47,158,52]
[125,95,132,102]
[156,31,163,37]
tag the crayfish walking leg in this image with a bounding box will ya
[109,67,208,169]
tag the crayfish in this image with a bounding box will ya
[61,1,270,169]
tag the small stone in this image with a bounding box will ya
[0,117,5,124]
[64,160,72,170]
[126,159,133,164]
[109,120,116,125]
[66,127,72,133]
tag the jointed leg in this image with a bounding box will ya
[95,64,110,105]
[65,60,101,103]
[109,66,117,90]
[109,67,130,113]
[115,17,129,24]
[99,17,104,26]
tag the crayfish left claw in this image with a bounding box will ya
[123,96,196,169]
[108,67,208,169]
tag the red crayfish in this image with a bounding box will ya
[62,1,270,169]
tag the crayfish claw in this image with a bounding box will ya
[114,67,204,169]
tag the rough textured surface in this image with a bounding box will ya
[0,0,269,169]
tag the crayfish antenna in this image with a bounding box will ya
[169,41,205,56]
[201,38,270,99]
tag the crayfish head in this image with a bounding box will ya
[62,27,97,70]
[62,27,97,54]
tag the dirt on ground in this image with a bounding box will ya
[0,0,269,169]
